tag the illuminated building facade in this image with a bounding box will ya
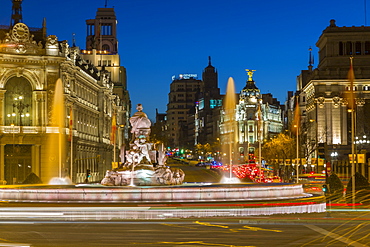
[193,57,222,146]
[0,2,127,184]
[166,74,202,148]
[166,58,222,149]
[80,7,131,163]
[220,71,283,163]
[297,19,370,174]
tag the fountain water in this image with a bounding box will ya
[44,78,70,185]
[221,77,240,183]
[101,104,185,186]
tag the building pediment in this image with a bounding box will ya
[0,23,43,55]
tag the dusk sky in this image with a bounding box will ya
[0,0,367,120]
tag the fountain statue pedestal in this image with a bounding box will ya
[101,104,185,186]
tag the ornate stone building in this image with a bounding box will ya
[80,7,131,164]
[297,19,370,175]
[220,71,283,164]
[0,2,128,184]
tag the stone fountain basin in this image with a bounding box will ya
[0,183,311,203]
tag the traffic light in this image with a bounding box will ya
[248,147,255,163]
[239,147,244,157]
[322,184,328,194]
[85,169,91,183]
[318,143,325,160]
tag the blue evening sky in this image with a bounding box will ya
[0,0,366,120]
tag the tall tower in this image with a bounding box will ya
[85,8,118,54]
[81,7,131,163]
[11,0,23,26]
[202,56,219,96]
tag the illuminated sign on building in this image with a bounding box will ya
[172,74,198,80]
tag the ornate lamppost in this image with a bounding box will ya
[11,95,30,127]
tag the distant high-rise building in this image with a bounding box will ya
[166,58,222,149]
[166,74,202,148]
[194,57,222,146]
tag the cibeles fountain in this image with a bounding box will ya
[0,100,325,216]
[101,104,185,186]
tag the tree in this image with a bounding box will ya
[22,172,42,184]
[346,172,370,203]
[327,173,344,201]
[262,133,295,180]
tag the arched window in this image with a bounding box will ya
[4,77,32,126]
[102,44,110,52]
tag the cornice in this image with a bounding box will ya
[0,55,64,65]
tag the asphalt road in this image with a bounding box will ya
[0,217,369,247]
[0,159,368,247]
[167,158,223,183]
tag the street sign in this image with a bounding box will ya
[318,158,325,166]
[348,154,365,163]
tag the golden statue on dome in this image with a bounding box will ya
[246,69,256,81]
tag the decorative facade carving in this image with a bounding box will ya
[332,96,341,108]
[0,23,43,55]
[316,97,325,108]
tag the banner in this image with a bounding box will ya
[68,107,73,142]
[110,113,117,144]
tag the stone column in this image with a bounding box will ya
[341,104,348,145]
[0,90,6,126]
[33,91,47,127]
[0,144,5,183]
[368,159,370,181]
[31,145,40,177]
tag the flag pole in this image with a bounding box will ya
[293,96,300,183]
[70,105,73,180]
[113,110,117,165]
[258,98,263,180]
[296,120,299,183]
[349,56,356,208]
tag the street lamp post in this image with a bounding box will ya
[12,95,30,127]
[354,135,369,177]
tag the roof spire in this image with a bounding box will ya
[208,56,212,66]
[72,33,76,47]
[308,47,314,71]
[11,0,23,26]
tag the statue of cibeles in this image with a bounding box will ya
[130,104,151,139]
